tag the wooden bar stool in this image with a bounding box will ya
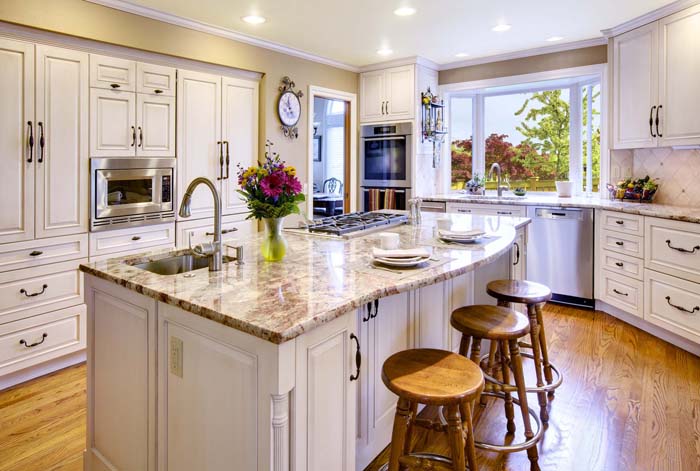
[451,305,543,471]
[382,348,484,471]
[486,280,563,423]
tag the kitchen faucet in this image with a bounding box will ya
[489,162,504,197]
[178,177,222,271]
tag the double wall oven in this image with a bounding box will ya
[360,122,412,210]
[90,158,176,231]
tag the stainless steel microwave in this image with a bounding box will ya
[360,122,412,188]
[90,158,176,231]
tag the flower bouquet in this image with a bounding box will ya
[237,140,305,261]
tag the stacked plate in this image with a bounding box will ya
[371,247,432,268]
[438,228,486,244]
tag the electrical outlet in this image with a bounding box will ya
[170,336,183,378]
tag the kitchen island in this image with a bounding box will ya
[80,213,529,471]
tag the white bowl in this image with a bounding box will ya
[555,181,574,197]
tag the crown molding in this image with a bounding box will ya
[438,37,607,71]
[84,0,361,72]
[601,0,700,37]
[358,55,440,73]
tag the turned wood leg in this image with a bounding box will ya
[509,339,541,471]
[499,340,516,434]
[463,401,479,471]
[388,397,412,471]
[535,303,555,397]
[445,404,466,471]
[470,338,487,408]
[403,401,418,456]
[459,334,471,357]
[527,304,549,423]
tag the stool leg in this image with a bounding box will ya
[459,334,471,357]
[499,340,516,434]
[508,339,541,471]
[445,404,466,471]
[388,397,412,471]
[403,401,418,456]
[463,401,479,471]
[535,303,555,398]
[470,338,487,408]
[527,304,549,423]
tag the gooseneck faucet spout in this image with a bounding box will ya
[179,177,222,271]
[488,162,503,197]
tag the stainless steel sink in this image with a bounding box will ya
[131,254,231,276]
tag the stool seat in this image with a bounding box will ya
[486,280,552,304]
[451,305,530,340]
[382,349,484,406]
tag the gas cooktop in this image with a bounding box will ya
[288,212,408,238]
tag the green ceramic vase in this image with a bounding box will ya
[260,217,288,262]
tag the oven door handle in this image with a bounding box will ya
[362,136,406,142]
[361,188,406,194]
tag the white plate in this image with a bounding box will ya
[375,255,425,263]
[440,234,482,242]
[439,236,480,244]
[373,256,430,267]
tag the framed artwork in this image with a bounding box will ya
[313,135,322,162]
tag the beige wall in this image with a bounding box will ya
[0,0,358,197]
[439,45,608,85]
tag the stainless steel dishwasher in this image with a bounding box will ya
[526,206,594,308]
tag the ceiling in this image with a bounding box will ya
[118,0,676,68]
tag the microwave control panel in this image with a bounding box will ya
[162,175,172,203]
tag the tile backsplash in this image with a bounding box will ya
[611,147,700,207]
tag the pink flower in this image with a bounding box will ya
[260,172,285,198]
[285,174,302,195]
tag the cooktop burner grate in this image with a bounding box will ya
[305,212,408,236]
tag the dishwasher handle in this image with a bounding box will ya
[533,207,584,220]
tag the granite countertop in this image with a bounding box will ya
[80,213,528,344]
[424,193,700,224]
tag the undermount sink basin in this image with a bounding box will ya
[131,253,231,275]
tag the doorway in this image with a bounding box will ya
[307,87,357,219]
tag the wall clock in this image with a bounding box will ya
[277,76,303,139]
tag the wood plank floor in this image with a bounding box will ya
[0,304,698,470]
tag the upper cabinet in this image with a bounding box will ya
[612,4,700,149]
[360,65,414,123]
[89,55,175,157]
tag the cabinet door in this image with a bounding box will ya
[658,5,700,146]
[612,22,659,149]
[0,38,34,244]
[177,70,222,220]
[385,65,415,120]
[221,77,258,215]
[90,88,136,157]
[295,313,356,471]
[35,45,89,238]
[359,70,385,122]
[136,94,175,157]
[89,54,135,92]
[136,62,175,96]
[511,229,527,281]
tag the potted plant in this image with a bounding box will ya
[237,140,305,261]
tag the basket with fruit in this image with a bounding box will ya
[463,174,486,195]
[606,176,659,202]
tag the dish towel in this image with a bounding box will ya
[368,189,381,211]
[384,189,396,210]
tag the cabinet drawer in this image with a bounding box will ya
[175,215,255,249]
[0,260,85,323]
[89,223,175,257]
[645,217,700,283]
[0,304,86,376]
[601,228,644,259]
[599,269,643,317]
[445,203,526,217]
[0,234,87,273]
[645,269,700,344]
[88,243,173,263]
[136,62,175,96]
[600,210,643,236]
[601,249,644,281]
[90,54,135,91]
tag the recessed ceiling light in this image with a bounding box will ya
[377,48,394,56]
[546,36,564,42]
[455,52,470,58]
[492,24,511,32]
[242,15,266,25]
[393,6,416,16]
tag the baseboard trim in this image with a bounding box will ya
[0,349,86,391]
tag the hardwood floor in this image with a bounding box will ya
[0,305,698,471]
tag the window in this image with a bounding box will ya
[449,77,601,194]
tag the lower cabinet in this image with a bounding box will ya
[175,214,256,249]
[645,269,700,344]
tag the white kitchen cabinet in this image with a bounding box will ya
[360,65,414,123]
[645,269,700,344]
[90,54,135,92]
[175,214,255,249]
[136,62,175,96]
[90,88,136,156]
[611,4,700,149]
[35,45,89,239]
[136,93,175,157]
[0,233,87,273]
[0,38,35,244]
[445,202,527,217]
[645,217,700,284]
[511,228,527,281]
[89,222,175,259]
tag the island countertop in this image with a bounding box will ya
[80,213,529,344]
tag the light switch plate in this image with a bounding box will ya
[170,336,183,378]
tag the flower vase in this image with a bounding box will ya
[260,217,288,262]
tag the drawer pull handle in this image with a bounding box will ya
[205,228,238,236]
[110,83,121,89]
[131,236,141,241]
[20,284,48,297]
[615,241,624,246]
[615,262,624,267]
[29,250,43,257]
[349,333,361,382]
[666,240,700,254]
[665,296,699,314]
[19,333,48,348]
[615,220,624,225]
[612,288,628,297]
[154,89,163,94]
